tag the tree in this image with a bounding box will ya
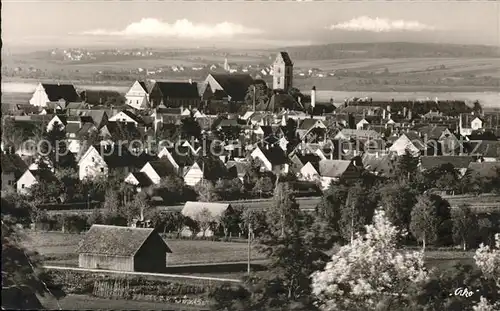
[253,177,274,198]
[339,182,376,244]
[472,100,483,115]
[195,180,220,202]
[219,207,243,238]
[473,234,500,311]
[425,163,460,194]
[180,116,201,140]
[410,194,440,250]
[103,189,120,214]
[452,204,478,250]
[39,123,74,171]
[251,182,330,307]
[194,208,214,237]
[379,181,417,232]
[393,149,419,183]
[244,83,271,109]
[312,210,429,311]
[2,220,63,309]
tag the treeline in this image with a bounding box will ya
[284,42,500,60]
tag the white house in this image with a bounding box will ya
[184,162,204,187]
[78,146,108,180]
[124,172,153,192]
[125,81,149,110]
[299,162,320,181]
[16,169,57,195]
[1,153,28,192]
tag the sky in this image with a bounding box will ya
[2,1,499,50]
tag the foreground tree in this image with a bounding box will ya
[379,181,417,233]
[451,204,478,250]
[410,194,440,251]
[473,234,500,311]
[209,183,331,310]
[2,220,63,309]
[311,210,429,311]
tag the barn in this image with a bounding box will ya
[76,225,172,272]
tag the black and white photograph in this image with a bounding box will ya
[1,0,499,310]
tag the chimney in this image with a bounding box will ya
[408,109,412,120]
[189,79,192,84]
[382,109,386,119]
[311,86,316,108]
[330,151,333,160]
[387,105,391,113]
[403,106,407,118]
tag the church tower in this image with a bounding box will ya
[273,52,293,92]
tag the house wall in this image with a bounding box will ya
[79,253,134,271]
[299,162,319,181]
[250,148,273,171]
[389,135,420,156]
[16,172,37,195]
[67,139,81,154]
[471,118,483,130]
[134,234,169,272]
[108,112,138,125]
[140,163,161,184]
[184,163,203,186]
[29,84,50,107]
[125,81,149,110]
[78,148,108,180]
[2,172,17,191]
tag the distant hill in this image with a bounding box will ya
[279,42,500,60]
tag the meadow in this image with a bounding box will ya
[23,231,265,268]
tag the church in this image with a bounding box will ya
[272,52,294,92]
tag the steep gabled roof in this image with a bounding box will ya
[257,93,301,112]
[259,146,287,166]
[209,74,254,102]
[277,52,293,66]
[128,172,153,187]
[1,153,28,176]
[76,224,171,256]
[147,160,176,177]
[41,83,80,102]
[318,159,353,178]
[153,81,200,99]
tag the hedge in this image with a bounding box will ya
[45,270,217,305]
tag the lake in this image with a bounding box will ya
[1,81,498,108]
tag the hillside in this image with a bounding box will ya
[280,42,500,60]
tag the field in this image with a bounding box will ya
[39,294,205,310]
[23,231,265,267]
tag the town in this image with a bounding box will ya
[2,51,500,311]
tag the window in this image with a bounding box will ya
[100,168,104,173]
[277,67,281,74]
[21,184,25,188]
[136,100,139,105]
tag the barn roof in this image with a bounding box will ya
[41,83,80,102]
[209,74,254,102]
[181,201,232,219]
[154,81,200,99]
[76,224,172,256]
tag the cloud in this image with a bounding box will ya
[328,16,435,32]
[82,18,262,39]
